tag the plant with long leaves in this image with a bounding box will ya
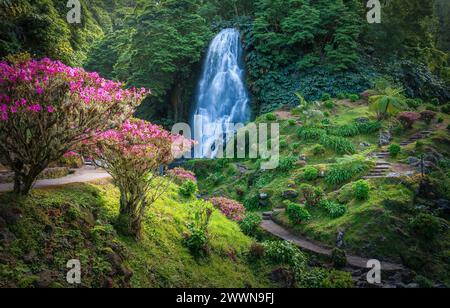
[369,87,407,119]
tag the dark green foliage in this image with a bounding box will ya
[286,201,312,224]
[303,166,319,181]
[320,135,356,155]
[184,201,213,257]
[262,241,307,272]
[265,113,277,121]
[347,94,359,102]
[321,93,332,101]
[179,180,198,197]
[409,214,443,242]
[352,180,370,200]
[329,121,382,137]
[388,144,401,158]
[239,213,262,236]
[326,160,371,186]
[355,121,383,135]
[279,155,297,172]
[319,199,347,218]
[331,248,347,268]
[312,144,326,155]
[297,127,326,141]
[243,193,260,210]
[324,100,334,109]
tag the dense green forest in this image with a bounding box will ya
[1,0,449,125]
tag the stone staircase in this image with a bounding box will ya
[363,159,392,179]
[399,130,433,147]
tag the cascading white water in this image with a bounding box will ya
[191,28,251,158]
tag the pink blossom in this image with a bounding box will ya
[47,106,54,113]
[28,104,42,112]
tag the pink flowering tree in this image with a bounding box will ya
[81,119,194,238]
[0,57,148,195]
[167,167,197,185]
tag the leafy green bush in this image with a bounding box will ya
[292,142,301,150]
[352,180,370,200]
[303,166,319,181]
[243,193,261,210]
[321,93,332,101]
[324,100,334,109]
[414,275,434,289]
[262,241,307,272]
[184,201,213,257]
[355,121,382,134]
[266,113,277,121]
[279,155,297,171]
[286,201,312,224]
[319,199,347,218]
[179,180,198,197]
[326,160,370,186]
[320,135,356,155]
[331,248,347,268]
[288,119,296,126]
[330,124,360,137]
[299,184,323,206]
[409,213,443,241]
[297,127,327,141]
[239,213,262,236]
[312,144,326,155]
[337,93,346,100]
[388,143,401,158]
[348,94,359,102]
[280,139,288,149]
[322,270,354,288]
[441,104,450,114]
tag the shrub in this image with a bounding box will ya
[184,200,213,257]
[326,160,370,186]
[352,180,370,200]
[331,248,347,268]
[441,104,450,114]
[319,199,347,218]
[286,201,312,224]
[415,275,434,289]
[298,268,328,288]
[425,104,439,112]
[266,113,277,121]
[59,151,84,168]
[397,112,421,129]
[303,166,319,181]
[239,213,262,236]
[280,139,288,149]
[438,117,444,124]
[356,121,382,134]
[179,180,198,197]
[279,155,297,171]
[320,135,356,155]
[288,119,296,126]
[409,213,443,241]
[322,270,354,288]
[348,94,359,102]
[262,241,307,272]
[299,184,323,206]
[243,193,260,210]
[337,93,346,100]
[297,127,326,141]
[321,93,332,101]
[388,144,401,158]
[405,98,421,109]
[209,197,246,222]
[292,143,301,150]
[324,100,334,109]
[168,167,197,185]
[420,110,437,124]
[330,124,360,137]
[312,144,326,155]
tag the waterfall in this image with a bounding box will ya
[191,28,251,159]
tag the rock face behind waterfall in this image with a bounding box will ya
[191,28,251,159]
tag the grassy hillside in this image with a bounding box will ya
[0,181,273,288]
[186,97,450,285]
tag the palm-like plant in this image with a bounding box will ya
[369,87,407,119]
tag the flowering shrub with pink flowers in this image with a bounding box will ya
[167,168,197,184]
[0,56,148,194]
[82,118,194,238]
[209,197,246,222]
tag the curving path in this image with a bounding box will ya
[261,219,404,271]
[0,167,111,193]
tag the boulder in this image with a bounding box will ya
[282,189,299,200]
[379,131,392,146]
[259,193,269,200]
